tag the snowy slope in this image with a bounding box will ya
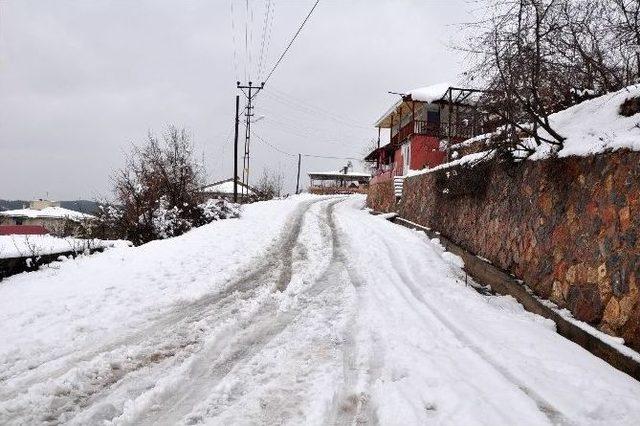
[1,195,640,425]
[531,84,640,158]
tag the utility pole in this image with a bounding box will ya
[295,153,302,194]
[237,81,264,196]
[233,94,240,203]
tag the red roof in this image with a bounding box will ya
[0,225,50,235]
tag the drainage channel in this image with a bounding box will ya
[374,211,640,383]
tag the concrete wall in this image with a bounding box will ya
[369,150,640,351]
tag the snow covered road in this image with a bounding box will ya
[1,195,640,425]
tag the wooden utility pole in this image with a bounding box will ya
[233,95,240,203]
[295,153,302,194]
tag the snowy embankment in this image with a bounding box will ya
[0,195,315,378]
[0,234,125,260]
[1,195,640,425]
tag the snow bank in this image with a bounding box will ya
[530,84,640,158]
[0,195,317,381]
[0,234,125,259]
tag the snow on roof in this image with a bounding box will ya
[375,82,452,127]
[529,84,640,158]
[406,82,451,103]
[0,206,95,222]
[203,179,257,195]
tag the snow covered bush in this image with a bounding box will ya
[86,126,241,245]
[197,198,241,223]
[151,196,192,239]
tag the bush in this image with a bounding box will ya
[88,126,241,245]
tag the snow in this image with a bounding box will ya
[0,206,95,221]
[407,82,451,103]
[0,234,125,259]
[530,84,640,158]
[1,195,640,424]
[536,296,640,364]
[406,149,497,177]
[203,180,256,195]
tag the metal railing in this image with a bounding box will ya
[391,120,440,144]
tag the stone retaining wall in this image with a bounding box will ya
[378,150,639,351]
[366,179,396,213]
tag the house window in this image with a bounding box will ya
[427,110,440,123]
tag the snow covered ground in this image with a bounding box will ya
[0,234,125,260]
[1,195,640,425]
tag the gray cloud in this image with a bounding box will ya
[0,0,471,199]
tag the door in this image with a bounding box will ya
[401,141,411,175]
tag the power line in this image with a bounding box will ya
[254,132,361,161]
[263,0,320,84]
[257,0,274,80]
[244,0,249,81]
[229,0,240,80]
[302,153,362,161]
[262,90,370,131]
[254,133,296,157]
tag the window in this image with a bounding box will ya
[427,110,440,123]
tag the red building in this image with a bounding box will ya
[365,84,488,185]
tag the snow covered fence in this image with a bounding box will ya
[389,149,640,352]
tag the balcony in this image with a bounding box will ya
[391,119,439,145]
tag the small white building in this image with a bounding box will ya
[201,178,259,202]
[0,200,95,236]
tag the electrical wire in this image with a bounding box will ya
[265,87,370,129]
[263,0,320,84]
[229,0,240,80]
[254,132,361,161]
[244,0,249,81]
[257,0,274,79]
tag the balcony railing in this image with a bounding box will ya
[391,119,440,144]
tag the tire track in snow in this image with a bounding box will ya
[0,198,331,425]
[325,200,381,426]
[123,197,350,425]
[373,230,568,425]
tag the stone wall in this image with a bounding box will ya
[396,151,640,351]
[366,179,396,212]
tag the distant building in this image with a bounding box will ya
[308,171,370,195]
[201,178,260,202]
[0,200,94,236]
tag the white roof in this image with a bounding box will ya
[406,82,451,103]
[375,82,451,127]
[203,179,257,195]
[0,206,95,222]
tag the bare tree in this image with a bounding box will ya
[107,126,206,244]
[255,168,284,200]
[464,0,640,157]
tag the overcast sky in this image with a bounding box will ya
[0,0,474,200]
